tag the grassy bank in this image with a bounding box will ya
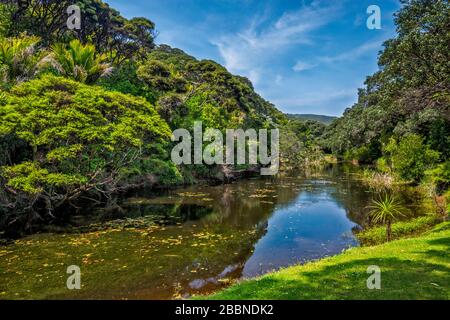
[356,215,442,246]
[202,222,450,300]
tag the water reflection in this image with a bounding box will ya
[112,164,425,298]
[242,190,359,276]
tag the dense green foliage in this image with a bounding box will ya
[287,114,337,125]
[322,0,449,187]
[1,0,156,62]
[382,134,440,182]
[0,75,175,234]
[104,45,285,130]
[0,34,42,88]
[0,1,290,234]
[41,39,112,84]
[280,118,326,169]
[0,0,448,236]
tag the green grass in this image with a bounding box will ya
[201,222,450,300]
[356,215,442,246]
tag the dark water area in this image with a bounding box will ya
[0,164,427,299]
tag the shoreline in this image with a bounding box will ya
[199,221,450,300]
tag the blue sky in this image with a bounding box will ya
[106,0,400,116]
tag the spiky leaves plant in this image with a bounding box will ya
[369,194,405,242]
[0,34,41,87]
[40,39,112,84]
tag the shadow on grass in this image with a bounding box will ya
[215,257,450,300]
[422,237,450,263]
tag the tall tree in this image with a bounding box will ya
[2,0,157,62]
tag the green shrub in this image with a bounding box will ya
[383,134,440,182]
[425,161,450,193]
[343,142,381,164]
[0,75,171,230]
[98,62,158,104]
[142,158,183,186]
[357,215,440,246]
[376,157,390,173]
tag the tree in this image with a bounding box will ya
[0,3,12,37]
[40,39,112,84]
[3,0,157,62]
[0,75,172,233]
[383,134,440,182]
[107,17,157,63]
[322,0,449,162]
[369,194,405,241]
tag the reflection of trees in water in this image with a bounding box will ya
[95,163,425,231]
[322,164,427,226]
[203,179,301,228]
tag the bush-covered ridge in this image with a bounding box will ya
[101,44,286,130]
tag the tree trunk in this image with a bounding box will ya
[386,220,392,242]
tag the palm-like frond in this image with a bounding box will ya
[40,40,112,84]
[369,194,405,224]
[0,35,41,85]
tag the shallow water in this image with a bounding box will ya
[0,164,426,299]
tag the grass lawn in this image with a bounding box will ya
[202,222,450,300]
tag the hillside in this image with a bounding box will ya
[287,114,337,125]
[320,0,449,168]
[101,44,287,130]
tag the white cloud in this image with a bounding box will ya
[319,39,384,64]
[290,39,384,74]
[293,61,317,72]
[211,0,343,85]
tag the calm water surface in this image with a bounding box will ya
[0,164,426,299]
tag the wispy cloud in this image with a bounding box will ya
[293,61,317,72]
[291,38,385,72]
[275,74,283,85]
[212,0,343,84]
[319,39,384,63]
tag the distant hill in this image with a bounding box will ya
[286,114,338,125]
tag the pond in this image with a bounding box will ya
[0,164,427,299]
